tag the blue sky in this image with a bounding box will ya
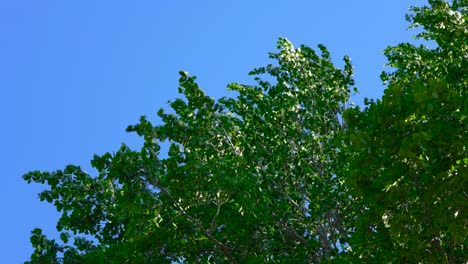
[2,1,428,262]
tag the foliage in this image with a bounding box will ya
[343,0,467,262]
[24,1,466,263]
[24,39,354,263]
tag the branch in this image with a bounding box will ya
[430,236,449,264]
[277,220,308,246]
[215,116,242,157]
[449,237,455,264]
[158,185,237,264]
[210,200,222,233]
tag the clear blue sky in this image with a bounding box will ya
[2,1,428,262]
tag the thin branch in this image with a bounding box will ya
[430,236,449,264]
[210,201,222,233]
[158,185,237,264]
[215,117,242,157]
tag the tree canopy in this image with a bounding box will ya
[24,1,467,263]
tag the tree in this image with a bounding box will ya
[24,1,466,263]
[24,38,354,263]
[343,0,467,262]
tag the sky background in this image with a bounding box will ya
[2,0,429,262]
